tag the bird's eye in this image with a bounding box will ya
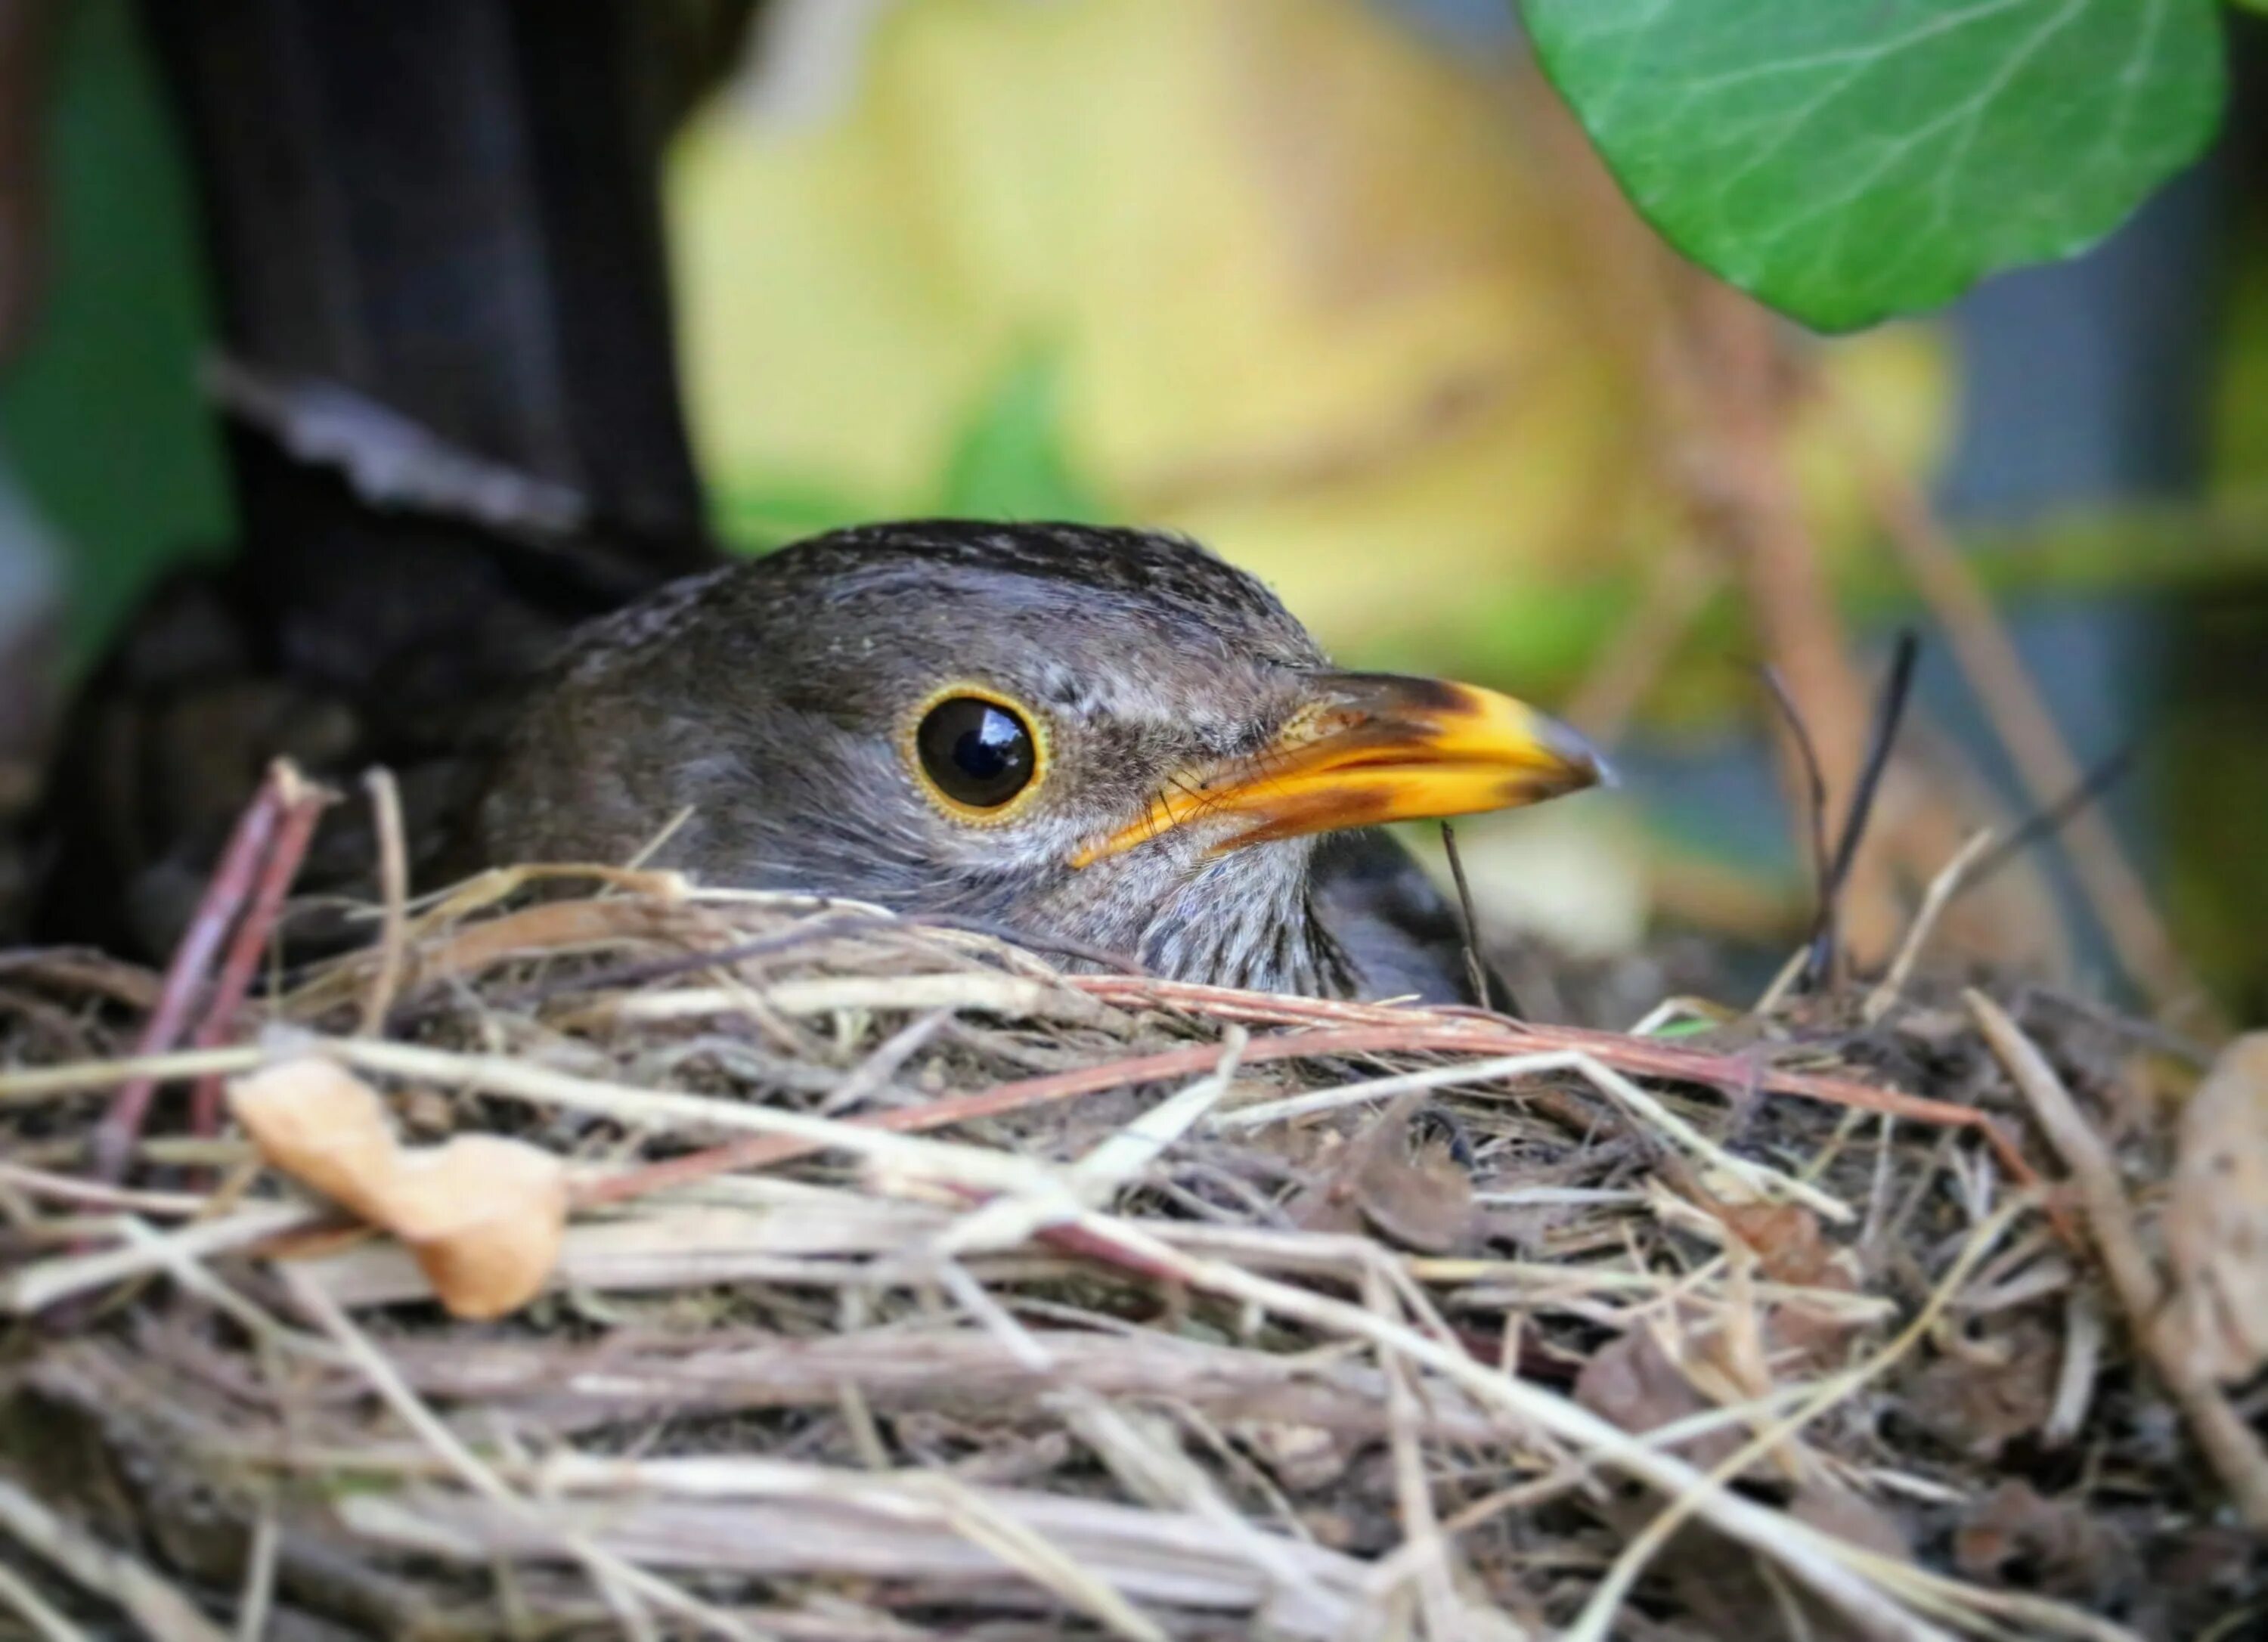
[914,693,1040,813]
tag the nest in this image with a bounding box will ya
[2,850,2265,1640]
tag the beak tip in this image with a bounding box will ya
[1545,718,1616,793]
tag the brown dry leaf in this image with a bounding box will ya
[1900,1318,2059,1460]
[225,1057,404,1225]
[1575,1320,1743,1472]
[1953,1480,2134,1606]
[1232,1420,1352,1493]
[1356,1132,1475,1254]
[1718,1202,1838,1289]
[1718,1201,1864,1368]
[383,1137,570,1322]
[1283,1153,1363,1237]
[1640,1482,1908,1642]
[2164,1033,2268,1384]
[229,1056,567,1320]
[1285,1096,1475,1253]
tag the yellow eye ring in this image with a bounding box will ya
[902,683,1050,823]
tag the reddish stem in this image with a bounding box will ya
[90,775,284,1181]
[1070,974,2047,1192]
[575,1022,1467,1208]
[186,779,333,1136]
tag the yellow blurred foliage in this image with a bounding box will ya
[669,0,1952,694]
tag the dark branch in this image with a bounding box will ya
[1439,821,1517,1016]
[1960,741,2136,898]
[1805,629,1920,989]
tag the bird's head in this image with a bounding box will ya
[482,522,1605,993]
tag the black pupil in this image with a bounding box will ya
[917,698,1036,808]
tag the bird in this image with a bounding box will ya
[477,519,1606,999]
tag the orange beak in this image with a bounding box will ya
[1071,672,1608,866]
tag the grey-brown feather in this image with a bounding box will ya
[478,522,1473,999]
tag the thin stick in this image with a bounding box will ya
[358,767,410,1036]
[1437,822,1510,1015]
[578,1024,1492,1207]
[232,1498,278,1642]
[1056,1213,1958,1640]
[90,772,284,1179]
[1572,1193,2031,1642]
[1968,991,2268,1529]
[1807,630,1919,990]
[0,1557,87,1642]
[0,1046,265,1108]
[1864,828,1996,1022]
[0,1161,208,1217]
[1368,1268,1460,1639]
[1958,742,2135,900]
[187,767,334,1138]
[0,1475,231,1642]
[280,1268,768,1641]
[3,1203,321,1315]
[1213,1051,1561,1133]
[1756,662,1833,967]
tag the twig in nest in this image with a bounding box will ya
[0,1475,229,1642]
[358,767,410,1036]
[1968,990,2268,1531]
[1805,630,1919,991]
[278,1267,768,1640]
[1047,1212,1963,1640]
[914,911,1151,977]
[575,1022,1504,1208]
[186,767,334,1139]
[1069,974,2059,1207]
[90,768,286,1180]
[479,909,882,1013]
[1757,661,1833,957]
[1572,1191,2034,1642]
[1438,821,1516,1016]
[1863,828,1996,1023]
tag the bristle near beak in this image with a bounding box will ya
[1071,672,1607,867]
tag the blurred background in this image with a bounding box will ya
[1,0,2263,1025]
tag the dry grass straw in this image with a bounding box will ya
[0,871,2254,1639]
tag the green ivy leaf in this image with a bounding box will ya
[1522,0,2226,330]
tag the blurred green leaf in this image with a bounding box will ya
[711,481,880,553]
[939,349,1105,522]
[1522,0,2226,330]
[1339,491,2268,721]
[2211,224,2268,491]
[709,348,1109,551]
[1,0,234,658]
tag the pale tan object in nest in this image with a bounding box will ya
[2164,1033,2268,1385]
[228,1056,567,1320]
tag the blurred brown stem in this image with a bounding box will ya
[1682,284,1907,963]
[1527,73,2040,974]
